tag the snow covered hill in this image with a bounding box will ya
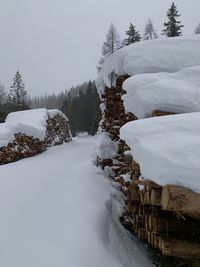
[0,137,152,267]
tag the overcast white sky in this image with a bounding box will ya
[0,0,199,96]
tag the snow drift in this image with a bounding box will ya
[120,112,200,192]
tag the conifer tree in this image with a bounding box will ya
[162,2,184,37]
[97,23,121,72]
[143,18,158,40]
[122,23,141,46]
[195,23,200,34]
[8,71,30,111]
[0,82,7,122]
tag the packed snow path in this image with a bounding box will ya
[0,137,152,267]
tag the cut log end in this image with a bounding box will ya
[161,185,170,210]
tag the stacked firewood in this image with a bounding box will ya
[98,75,137,171]
[45,114,72,146]
[98,74,200,263]
[122,175,200,260]
[0,133,45,164]
[0,114,71,165]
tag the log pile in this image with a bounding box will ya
[98,74,200,264]
[98,75,137,171]
[0,113,72,165]
[121,174,200,262]
[45,114,72,146]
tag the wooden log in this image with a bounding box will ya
[150,187,162,206]
[162,185,200,220]
[152,214,200,237]
[153,234,160,249]
[152,110,177,117]
[138,228,147,241]
[152,216,168,234]
[161,239,200,259]
[147,232,154,245]
[139,190,145,204]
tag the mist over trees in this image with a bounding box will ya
[143,18,158,40]
[195,23,200,34]
[97,23,121,72]
[0,71,31,122]
[32,80,101,136]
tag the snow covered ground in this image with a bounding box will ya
[0,136,153,267]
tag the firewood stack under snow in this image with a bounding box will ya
[96,37,200,262]
[0,109,72,164]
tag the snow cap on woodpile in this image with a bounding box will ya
[0,108,71,164]
[95,37,200,95]
[122,65,200,118]
[120,112,200,192]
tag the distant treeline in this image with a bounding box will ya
[32,81,101,136]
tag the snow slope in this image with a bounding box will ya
[96,37,200,94]
[0,137,152,267]
[123,66,200,118]
[120,113,200,192]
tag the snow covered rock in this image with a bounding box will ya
[0,109,71,164]
[123,66,200,118]
[96,37,200,94]
[120,112,200,192]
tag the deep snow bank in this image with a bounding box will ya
[120,112,200,192]
[96,37,200,94]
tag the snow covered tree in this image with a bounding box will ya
[8,71,30,111]
[97,23,121,72]
[122,23,141,46]
[162,2,184,37]
[143,18,158,40]
[195,23,200,34]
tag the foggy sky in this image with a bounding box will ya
[0,0,199,96]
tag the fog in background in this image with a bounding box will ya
[0,0,199,96]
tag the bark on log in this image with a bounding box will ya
[162,185,200,219]
[138,228,147,240]
[161,239,200,259]
[152,110,177,117]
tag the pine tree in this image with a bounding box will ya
[8,71,30,111]
[0,82,7,122]
[195,23,200,34]
[162,2,184,37]
[143,18,158,40]
[97,23,121,72]
[122,23,141,46]
[0,82,5,105]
